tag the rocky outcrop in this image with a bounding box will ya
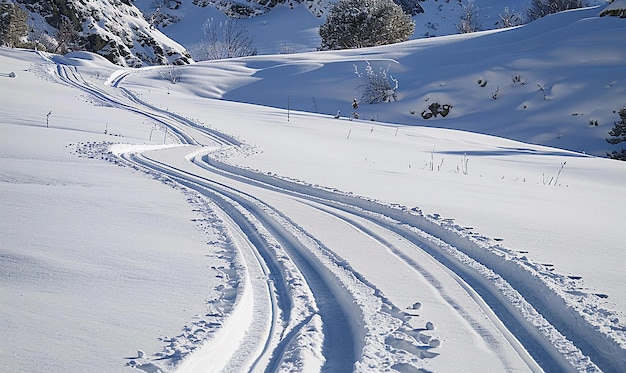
[599,0,626,18]
[19,0,191,67]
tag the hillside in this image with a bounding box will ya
[1,3,625,373]
[11,0,607,65]
[16,0,191,66]
[139,5,626,158]
[131,0,544,55]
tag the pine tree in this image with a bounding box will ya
[607,107,626,160]
[0,3,29,48]
[319,0,415,50]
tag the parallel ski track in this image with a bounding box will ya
[137,152,293,372]
[49,56,626,372]
[194,156,575,372]
[123,151,357,372]
[53,62,217,146]
[296,199,545,373]
[50,57,360,370]
[199,155,626,372]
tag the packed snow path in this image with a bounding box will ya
[125,149,360,371]
[46,53,626,372]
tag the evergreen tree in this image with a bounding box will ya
[0,2,29,48]
[319,0,415,50]
[607,107,626,160]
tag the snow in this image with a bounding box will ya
[2,3,626,373]
[602,0,626,14]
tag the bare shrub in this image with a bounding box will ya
[457,0,481,33]
[193,18,257,61]
[354,62,398,104]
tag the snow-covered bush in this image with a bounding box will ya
[159,64,182,84]
[457,0,482,33]
[193,18,257,61]
[525,0,585,21]
[319,0,415,50]
[354,62,398,104]
[54,17,85,54]
[607,107,626,160]
[496,7,523,28]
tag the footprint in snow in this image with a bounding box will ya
[428,338,441,348]
[386,335,440,359]
[409,301,422,310]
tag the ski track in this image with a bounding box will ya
[294,200,544,373]
[46,52,626,372]
[124,150,359,371]
[196,155,589,372]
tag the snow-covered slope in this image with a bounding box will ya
[16,0,608,65]
[1,4,625,373]
[150,5,626,157]
[20,0,192,66]
[130,0,525,57]
[132,0,603,57]
[600,0,626,16]
[134,0,604,54]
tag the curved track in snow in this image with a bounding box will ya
[124,150,358,371]
[193,156,583,372]
[46,54,626,372]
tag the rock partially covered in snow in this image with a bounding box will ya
[21,0,192,67]
[599,0,626,17]
[428,338,441,348]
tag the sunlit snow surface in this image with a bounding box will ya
[1,4,626,373]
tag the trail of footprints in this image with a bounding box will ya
[391,301,441,359]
